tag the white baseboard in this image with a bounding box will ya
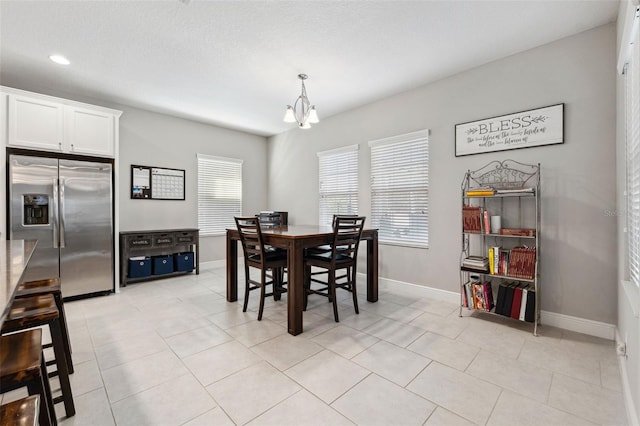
[616,329,640,426]
[369,274,459,304]
[539,310,615,340]
[361,273,616,340]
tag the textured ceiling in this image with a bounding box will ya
[0,0,618,137]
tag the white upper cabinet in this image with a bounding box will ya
[66,106,115,157]
[3,87,121,158]
[8,94,65,151]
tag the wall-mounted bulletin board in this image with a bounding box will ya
[131,164,185,200]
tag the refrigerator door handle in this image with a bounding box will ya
[59,178,66,248]
[52,177,59,248]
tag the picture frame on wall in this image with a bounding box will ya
[455,103,564,157]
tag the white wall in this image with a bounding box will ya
[268,24,618,325]
[117,105,268,262]
[616,1,639,423]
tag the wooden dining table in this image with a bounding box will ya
[1,240,38,327]
[226,225,378,335]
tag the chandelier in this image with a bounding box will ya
[283,74,319,129]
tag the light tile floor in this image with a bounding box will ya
[3,264,628,425]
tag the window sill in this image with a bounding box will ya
[380,241,429,250]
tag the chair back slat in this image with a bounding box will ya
[235,216,267,266]
[331,216,366,262]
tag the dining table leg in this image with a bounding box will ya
[287,239,304,335]
[226,230,238,302]
[367,233,378,302]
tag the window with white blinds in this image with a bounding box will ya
[625,6,640,288]
[318,145,359,227]
[197,154,243,236]
[369,130,429,248]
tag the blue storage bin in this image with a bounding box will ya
[174,252,194,272]
[152,255,174,275]
[128,256,151,278]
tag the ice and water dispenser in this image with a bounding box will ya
[22,194,50,225]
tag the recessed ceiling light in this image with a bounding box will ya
[49,55,70,65]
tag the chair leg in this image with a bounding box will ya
[50,320,75,417]
[26,356,56,426]
[40,355,57,426]
[303,265,311,311]
[257,270,266,321]
[242,265,250,313]
[273,267,281,301]
[329,269,339,322]
[53,293,73,374]
[351,268,359,315]
[27,382,52,426]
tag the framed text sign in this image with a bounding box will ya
[131,164,185,200]
[455,103,564,157]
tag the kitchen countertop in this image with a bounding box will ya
[1,239,37,326]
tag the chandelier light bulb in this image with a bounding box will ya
[308,106,319,124]
[283,73,319,129]
[283,106,296,123]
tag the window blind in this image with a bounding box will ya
[197,154,243,236]
[369,130,429,248]
[318,145,359,227]
[626,7,640,288]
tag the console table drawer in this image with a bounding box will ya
[174,231,196,243]
[153,233,174,246]
[127,235,152,248]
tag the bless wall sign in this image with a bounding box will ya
[455,103,564,157]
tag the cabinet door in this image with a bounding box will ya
[7,94,64,151]
[65,106,115,157]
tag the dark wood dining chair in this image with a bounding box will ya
[306,214,360,284]
[256,211,288,288]
[235,216,288,320]
[304,215,366,322]
[307,214,360,255]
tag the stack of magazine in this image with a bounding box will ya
[462,256,489,272]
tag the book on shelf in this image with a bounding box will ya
[462,256,489,271]
[508,247,536,279]
[467,192,495,197]
[489,246,500,275]
[482,282,494,312]
[463,281,493,312]
[483,210,490,234]
[470,281,493,312]
[484,247,537,279]
[494,282,535,322]
[519,286,528,321]
[494,187,534,194]
[462,205,482,233]
[466,188,495,196]
[489,247,496,275]
[499,228,536,237]
[500,282,519,317]
[464,282,473,309]
[462,283,468,308]
[524,287,536,322]
[494,283,505,315]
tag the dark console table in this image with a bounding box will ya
[119,228,199,286]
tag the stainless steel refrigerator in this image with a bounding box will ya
[9,153,114,298]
